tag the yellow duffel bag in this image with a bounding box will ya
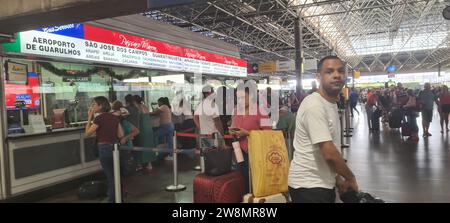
[248,130,289,197]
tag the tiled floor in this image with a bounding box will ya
[37,105,450,203]
[345,106,450,203]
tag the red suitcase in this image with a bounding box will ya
[193,171,245,203]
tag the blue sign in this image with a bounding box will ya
[387,65,396,73]
[28,72,38,78]
[36,23,84,39]
[16,94,31,100]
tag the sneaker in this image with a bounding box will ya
[427,132,432,136]
[144,165,153,173]
[135,165,144,172]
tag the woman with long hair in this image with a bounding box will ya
[403,89,419,142]
[85,96,124,203]
[133,95,157,172]
[150,97,174,162]
[438,85,450,133]
[230,82,271,193]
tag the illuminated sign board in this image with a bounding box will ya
[3,23,247,77]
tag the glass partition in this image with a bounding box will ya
[2,58,219,136]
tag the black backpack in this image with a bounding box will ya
[340,190,385,203]
[120,151,137,177]
[77,181,107,200]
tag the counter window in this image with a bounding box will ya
[2,58,201,136]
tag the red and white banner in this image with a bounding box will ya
[15,24,247,77]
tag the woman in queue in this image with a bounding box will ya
[85,96,124,203]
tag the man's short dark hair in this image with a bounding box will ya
[317,55,343,72]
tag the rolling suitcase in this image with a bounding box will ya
[389,109,403,129]
[193,171,245,203]
[401,121,411,137]
[371,109,381,131]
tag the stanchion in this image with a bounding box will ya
[344,104,353,138]
[113,143,122,203]
[193,134,202,171]
[340,109,350,150]
[166,131,187,192]
[287,131,293,161]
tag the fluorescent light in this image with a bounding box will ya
[151,74,185,84]
[123,77,150,83]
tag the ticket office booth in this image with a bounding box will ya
[0,20,247,199]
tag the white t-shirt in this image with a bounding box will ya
[180,105,193,120]
[194,96,220,134]
[288,92,341,189]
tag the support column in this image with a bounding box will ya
[352,68,355,89]
[294,17,303,93]
[438,63,441,77]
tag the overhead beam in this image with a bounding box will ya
[0,0,151,34]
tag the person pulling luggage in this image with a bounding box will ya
[288,56,359,203]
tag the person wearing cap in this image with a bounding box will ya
[194,85,224,148]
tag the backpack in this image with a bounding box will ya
[415,91,424,112]
[340,190,385,203]
[77,181,107,199]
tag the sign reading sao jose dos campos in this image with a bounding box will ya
[3,23,247,77]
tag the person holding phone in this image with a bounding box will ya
[150,97,175,162]
[85,96,124,203]
[230,82,271,193]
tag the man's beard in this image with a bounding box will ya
[323,84,342,98]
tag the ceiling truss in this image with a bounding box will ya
[144,0,450,73]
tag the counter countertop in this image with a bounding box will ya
[7,127,85,139]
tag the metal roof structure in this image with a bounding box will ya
[145,0,450,73]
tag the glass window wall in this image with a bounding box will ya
[2,58,208,136]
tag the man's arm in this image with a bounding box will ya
[193,115,201,130]
[213,117,224,135]
[117,123,125,140]
[319,141,358,192]
[149,108,162,116]
[85,108,97,137]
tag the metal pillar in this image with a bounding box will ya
[352,68,355,89]
[344,64,352,138]
[113,144,122,203]
[340,110,349,150]
[438,63,441,78]
[166,131,187,192]
[294,17,303,93]
[193,134,202,171]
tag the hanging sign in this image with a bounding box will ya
[3,23,247,77]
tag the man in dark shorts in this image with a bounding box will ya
[418,83,438,137]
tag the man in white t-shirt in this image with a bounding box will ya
[194,86,224,147]
[288,56,358,203]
